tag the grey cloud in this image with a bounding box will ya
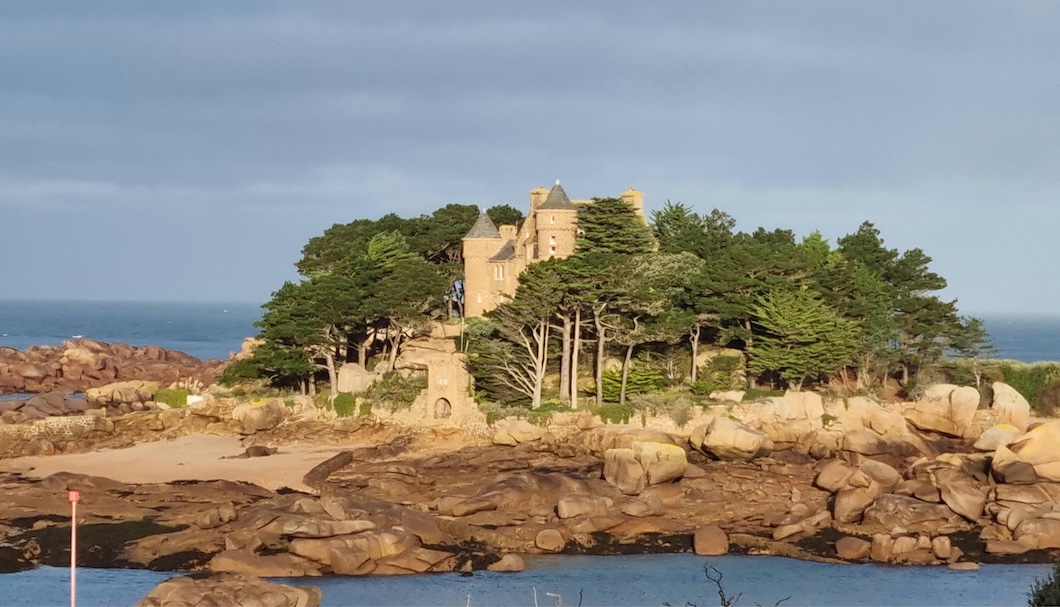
[2,1,1059,311]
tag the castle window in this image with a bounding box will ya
[495,265,504,280]
[549,235,557,257]
[550,215,555,224]
[476,293,483,304]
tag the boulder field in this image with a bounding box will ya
[0,339,223,395]
[0,380,1057,586]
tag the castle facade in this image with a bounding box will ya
[461,181,645,318]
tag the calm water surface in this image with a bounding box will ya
[0,555,1050,607]
[0,300,260,360]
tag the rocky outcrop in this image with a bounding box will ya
[1004,421,1060,482]
[0,390,94,424]
[0,340,223,395]
[690,416,772,462]
[991,382,1030,432]
[603,441,687,495]
[974,424,1021,452]
[232,400,288,435]
[137,574,321,607]
[11,384,1060,579]
[85,380,161,407]
[493,419,546,446]
[904,384,980,438]
[693,525,729,556]
[336,364,378,395]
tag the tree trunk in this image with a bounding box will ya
[357,337,369,370]
[531,318,549,409]
[571,307,582,409]
[620,343,634,406]
[559,314,572,403]
[324,351,338,396]
[388,333,402,373]
[593,307,606,407]
[744,320,757,389]
[307,377,317,397]
[689,324,701,383]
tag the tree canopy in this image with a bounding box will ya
[237,190,984,405]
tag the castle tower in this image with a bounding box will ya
[461,212,502,318]
[534,181,579,260]
[621,187,646,222]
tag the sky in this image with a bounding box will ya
[2,1,1059,315]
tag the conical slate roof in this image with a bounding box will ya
[537,181,578,211]
[463,211,501,239]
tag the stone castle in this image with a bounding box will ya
[461,181,646,318]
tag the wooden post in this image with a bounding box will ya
[69,489,80,607]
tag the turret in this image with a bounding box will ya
[621,187,646,222]
[535,180,579,260]
[529,186,549,211]
[462,212,502,317]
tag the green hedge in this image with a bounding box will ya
[600,367,665,402]
[154,388,189,409]
[332,393,356,418]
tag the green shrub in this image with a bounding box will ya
[668,400,694,428]
[708,355,742,374]
[690,379,725,396]
[479,402,532,426]
[595,403,634,424]
[366,372,427,411]
[691,355,744,396]
[358,400,373,417]
[217,359,260,386]
[332,393,356,418]
[743,388,784,401]
[1038,381,1060,418]
[1000,362,1060,410]
[600,367,666,402]
[1029,561,1060,606]
[528,401,573,426]
[154,388,189,409]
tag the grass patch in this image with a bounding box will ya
[332,393,356,418]
[743,388,785,401]
[594,403,634,424]
[154,388,189,409]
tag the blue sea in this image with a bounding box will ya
[0,555,1051,607]
[0,301,1059,605]
[0,300,262,360]
[0,300,1057,363]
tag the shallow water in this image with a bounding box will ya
[0,554,1051,607]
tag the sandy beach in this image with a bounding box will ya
[0,435,350,492]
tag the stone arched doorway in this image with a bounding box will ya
[434,398,452,419]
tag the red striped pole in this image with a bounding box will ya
[69,490,80,607]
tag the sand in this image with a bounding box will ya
[0,435,351,492]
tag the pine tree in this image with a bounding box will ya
[748,287,859,390]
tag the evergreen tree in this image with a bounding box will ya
[576,197,656,255]
[748,287,859,390]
